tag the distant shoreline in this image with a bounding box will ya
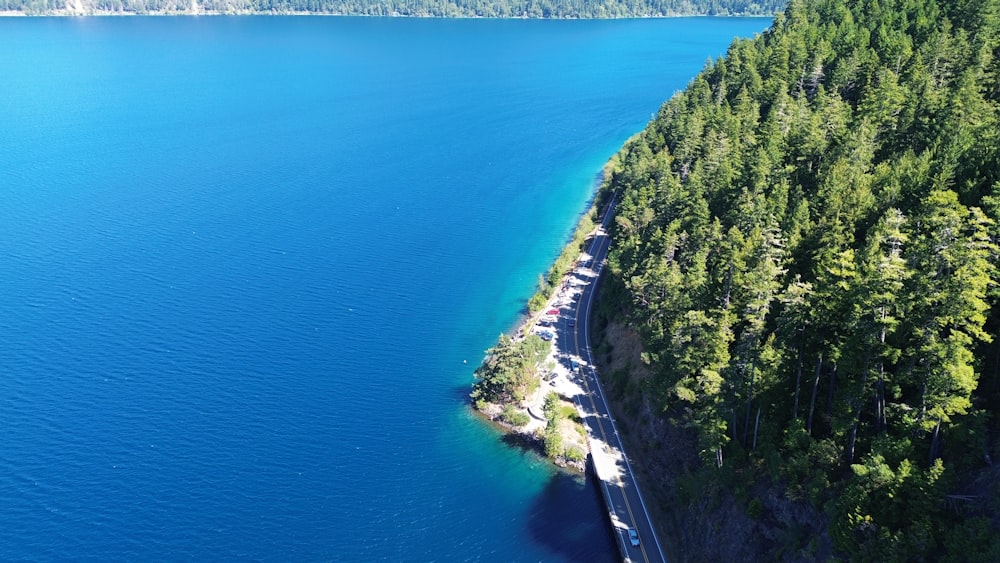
[0,10,777,17]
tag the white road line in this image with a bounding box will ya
[580,194,667,563]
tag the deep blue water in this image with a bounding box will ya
[0,16,769,560]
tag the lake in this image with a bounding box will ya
[0,15,770,560]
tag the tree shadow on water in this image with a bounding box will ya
[499,432,546,457]
[453,382,617,561]
[450,383,475,405]
[524,468,619,562]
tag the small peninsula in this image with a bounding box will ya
[470,194,609,471]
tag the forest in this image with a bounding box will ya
[597,0,1000,558]
[3,0,784,16]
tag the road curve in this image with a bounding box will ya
[557,193,667,563]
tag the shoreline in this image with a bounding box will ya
[0,10,778,17]
[470,164,619,472]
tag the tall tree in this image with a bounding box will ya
[903,190,994,462]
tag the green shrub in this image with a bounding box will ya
[565,446,586,463]
[543,392,560,422]
[527,292,548,313]
[501,405,530,427]
[559,404,580,421]
[544,429,564,458]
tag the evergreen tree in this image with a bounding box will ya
[598,0,1000,557]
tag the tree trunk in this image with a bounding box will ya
[826,361,838,429]
[744,361,755,448]
[875,365,887,434]
[807,354,823,435]
[752,406,762,451]
[929,420,943,465]
[846,355,869,466]
[722,263,734,308]
[846,413,860,465]
[920,375,928,422]
[792,343,803,421]
[875,321,887,434]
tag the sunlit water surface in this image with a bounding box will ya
[0,16,770,560]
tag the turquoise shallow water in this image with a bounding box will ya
[0,16,769,560]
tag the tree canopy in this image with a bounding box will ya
[601,0,1000,558]
[471,333,548,406]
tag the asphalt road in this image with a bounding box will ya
[557,194,667,563]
